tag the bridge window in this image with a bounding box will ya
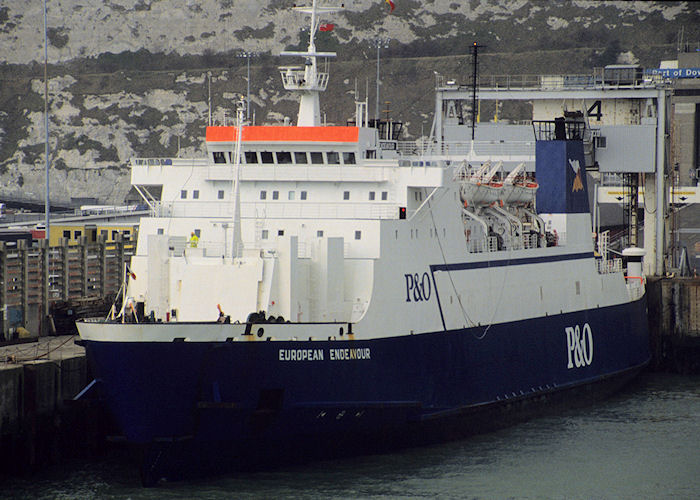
[343,152,356,164]
[213,152,226,164]
[310,152,324,164]
[245,151,258,164]
[260,152,274,164]
[327,152,340,164]
[294,152,308,164]
[276,152,292,164]
[181,190,187,199]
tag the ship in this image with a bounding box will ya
[76,0,650,485]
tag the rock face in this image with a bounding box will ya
[0,0,697,205]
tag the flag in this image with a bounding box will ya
[319,23,334,32]
[385,0,395,12]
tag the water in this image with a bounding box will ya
[2,373,699,499]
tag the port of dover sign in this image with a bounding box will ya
[645,68,700,78]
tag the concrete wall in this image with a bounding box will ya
[0,353,110,473]
[647,276,700,373]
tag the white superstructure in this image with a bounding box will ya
[80,1,643,345]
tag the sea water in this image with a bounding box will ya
[2,373,698,499]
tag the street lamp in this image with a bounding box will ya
[43,0,51,336]
[372,37,390,121]
[236,51,258,122]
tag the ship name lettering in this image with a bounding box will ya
[565,323,593,369]
[329,348,371,361]
[278,348,324,361]
[404,272,432,302]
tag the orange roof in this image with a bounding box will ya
[206,126,359,143]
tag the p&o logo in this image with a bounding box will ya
[565,323,593,369]
[404,272,432,302]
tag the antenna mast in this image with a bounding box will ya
[279,1,344,126]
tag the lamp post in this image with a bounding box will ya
[43,0,50,335]
[236,51,258,122]
[372,37,390,122]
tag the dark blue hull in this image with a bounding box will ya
[82,297,650,482]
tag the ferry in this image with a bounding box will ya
[76,1,650,485]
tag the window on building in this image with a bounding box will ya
[343,152,356,164]
[278,229,284,236]
[63,230,70,238]
[343,191,350,200]
[288,191,295,200]
[317,230,324,237]
[260,190,267,200]
[213,151,226,164]
[294,152,308,164]
[272,191,279,200]
[74,230,82,239]
[369,191,375,201]
[300,191,307,200]
[112,230,118,240]
[366,150,376,159]
[327,152,340,164]
[100,230,108,239]
[157,228,164,235]
[181,190,187,199]
[276,152,292,164]
[260,151,274,164]
[193,190,199,199]
[244,151,258,164]
[381,191,388,201]
[310,152,324,164]
[261,230,269,240]
[218,190,225,199]
[355,230,361,240]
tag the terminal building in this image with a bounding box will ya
[426,46,700,276]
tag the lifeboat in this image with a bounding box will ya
[458,160,504,206]
[502,162,538,205]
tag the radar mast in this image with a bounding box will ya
[280,0,344,126]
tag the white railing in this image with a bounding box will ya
[396,140,535,158]
[596,258,623,274]
[625,276,645,301]
[474,72,660,91]
[154,201,399,220]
